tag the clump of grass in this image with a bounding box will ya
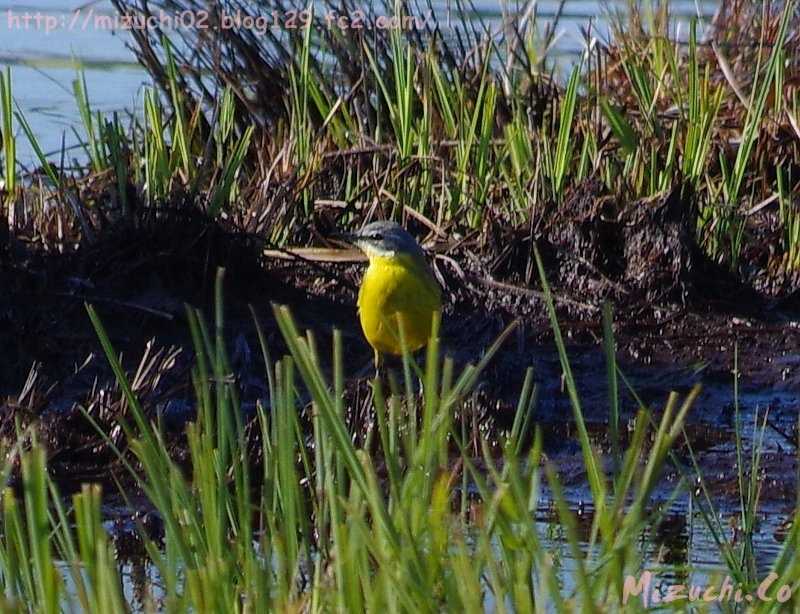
[715,0,793,268]
[0,438,126,612]
[137,39,203,204]
[141,87,171,203]
[681,21,723,191]
[543,62,581,202]
[103,112,130,218]
[207,124,253,217]
[4,263,775,608]
[5,1,800,297]
[87,0,797,280]
[365,25,417,161]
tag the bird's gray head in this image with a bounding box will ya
[348,221,427,260]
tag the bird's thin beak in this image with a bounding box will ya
[331,231,358,244]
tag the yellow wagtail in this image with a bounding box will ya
[340,221,442,367]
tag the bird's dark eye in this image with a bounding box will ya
[372,233,383,241]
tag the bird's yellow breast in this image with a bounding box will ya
[357,254,442,356]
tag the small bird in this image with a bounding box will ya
[340,221,442,367]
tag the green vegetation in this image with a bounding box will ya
[0,265,792,609]
[2,2,798,275]
[0,67,16,210]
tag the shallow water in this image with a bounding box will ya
[89,492,789,610]
[0,0,146,163]
[531,498,790,607]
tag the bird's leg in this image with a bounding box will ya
[354,349,382,381]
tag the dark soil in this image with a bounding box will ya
[1,193,799,537]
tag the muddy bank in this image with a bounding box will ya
[1,202,799,508]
